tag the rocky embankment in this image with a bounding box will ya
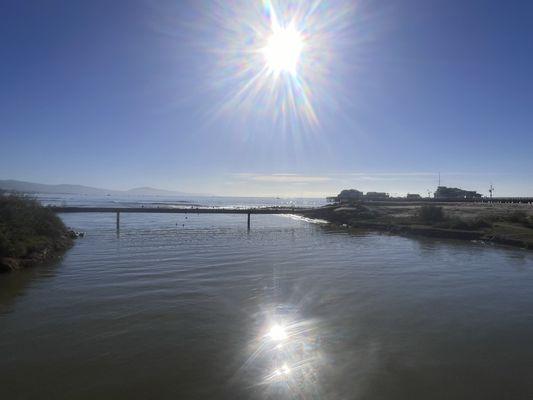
[0,195,78,272]
[302,203,533,250]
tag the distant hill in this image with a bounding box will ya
[125,187,188,196]
[0,180,194,196]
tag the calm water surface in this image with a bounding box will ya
[1,211,533,399]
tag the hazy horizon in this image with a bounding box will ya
[2,173,533,198]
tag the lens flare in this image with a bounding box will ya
[199,0,355,131]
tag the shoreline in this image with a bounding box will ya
[0,232,74,272]
[301,203,533,251]
[0,195,77,273]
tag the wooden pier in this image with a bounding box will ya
[50,206,312,230]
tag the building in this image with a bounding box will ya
[406,193,422,200]
[328,189,363,204]
[365,192,389,200]
[434,186,482,200]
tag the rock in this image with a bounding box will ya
[67,230,85,239]
[0,258,22,272]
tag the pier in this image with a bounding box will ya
[50,206,313,230]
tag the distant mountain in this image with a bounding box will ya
[0,180,108,195]
[126,187,188,196]
[0,180,194,196]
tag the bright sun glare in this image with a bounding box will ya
[267,323,288,341]
[262,25,304,74]
[208,0,354,129]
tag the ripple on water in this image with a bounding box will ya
[1,213,533,399]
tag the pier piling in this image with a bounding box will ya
[247,213,251,230]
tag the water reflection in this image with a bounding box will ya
[241,304,323,398]
[3,212,533,399]
[0,261,59,315]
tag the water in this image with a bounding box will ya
[1,196,533,399]
[34,193,327,209]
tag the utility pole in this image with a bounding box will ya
[489,184,494,200]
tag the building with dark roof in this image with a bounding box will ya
[434,186,482,200]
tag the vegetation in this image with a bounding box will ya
[0,194,72,270]
[436,217,492,231]
[507,211,528,223]
[417,205,494,231]
[416,205,445,224]
[504,211,533,228]
[304,202,533,250]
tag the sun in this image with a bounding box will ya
[266,323,288,341]
[262,25,304,75]
[204,0,355,129]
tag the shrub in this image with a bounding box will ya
[0,194,69,258]
[417,205,445,224]
[443,217,492,231]
[507,211,528,224]
[470,218,492,230]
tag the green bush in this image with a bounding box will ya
[471,218,492,230]
[441,217,492,231]
[507,211,528,224]
[417,205,445,224]
[502,211,533,229]
[0,195,69,258]
[523,215,533,229]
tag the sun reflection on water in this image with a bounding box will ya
[239,305,324,397]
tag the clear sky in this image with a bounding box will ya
[1,0,532,197]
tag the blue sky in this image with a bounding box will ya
[1,0,532,197]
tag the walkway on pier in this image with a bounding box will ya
[50,206,313,230]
